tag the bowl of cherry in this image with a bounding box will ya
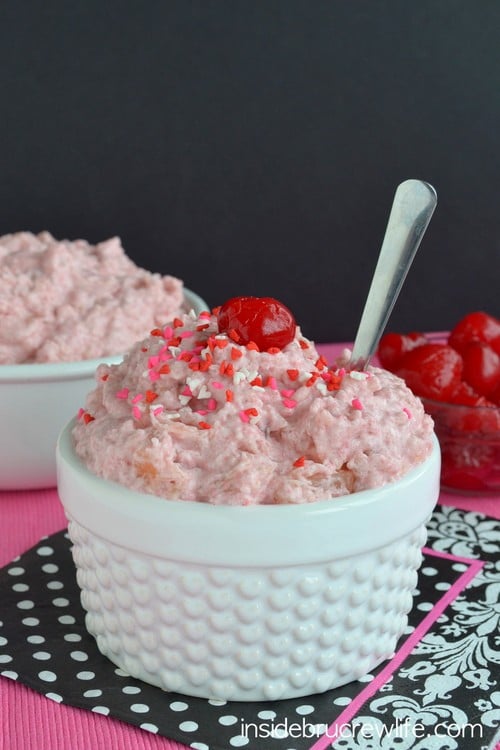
[378,311,500,495]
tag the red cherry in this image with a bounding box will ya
[448,311,500,355]
[449,381,482,406]
[450,380,482,406]
[489,381,500,407]
[453,397,499,432]
[425,392,500,434]
[395,343,463,401]
[440,464,494,492]
[217,296,296,350]
[461,342,500,398]
[377,331,428,371]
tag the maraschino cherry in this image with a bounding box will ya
[217,296,296,350]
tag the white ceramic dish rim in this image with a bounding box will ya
[57,422,441,567]
[0,287,208,383]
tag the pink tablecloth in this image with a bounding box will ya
[1,342,499,750]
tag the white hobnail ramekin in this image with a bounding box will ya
[56,423,441,702]
[0,288,208,490]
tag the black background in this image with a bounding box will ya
[1,1,499,343]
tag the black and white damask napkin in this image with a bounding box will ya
[0,505,499,750]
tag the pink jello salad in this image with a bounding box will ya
[0,231,184,363]
[73,300,434,505]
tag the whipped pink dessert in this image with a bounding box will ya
[73,298,434,505]
[0,231,184,363]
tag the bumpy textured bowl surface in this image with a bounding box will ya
[0,288,208,490]
[57,424,441,702]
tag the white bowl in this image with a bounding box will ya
[0,288,208,490]
[56,424,441,702]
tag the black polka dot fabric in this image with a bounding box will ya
[0,506,499,750]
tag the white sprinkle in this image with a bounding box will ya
[186,376,204,391]
[233,372,246,385]
[315,381,328,394]
[198,386,211,399]
[178,395,191,406]
[168,346,181,357]
[349,370,369,381]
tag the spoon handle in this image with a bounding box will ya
[350,179,437,370]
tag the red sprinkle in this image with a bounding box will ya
[240,407,259,423]
[287,369,299,381]
[315,355,328,371]
[173,317,184,328]
[211,306,221,315]
[100,374,109,381]
[250,376,263,387]
[246,341,260,351]
[83,412,95,424]
[299,340,309,350]
[196,323,210,331]
[150,328,163,337]
[267,347,281,354]
[226,389,234,402]
[198,421,212,430]
[231,347,243,360]
[327,372,343,391]
[159,364,171,375]
[351,398,363,410]
[229,329,241,343]
[145,390,158,403]
[293,456,306,468]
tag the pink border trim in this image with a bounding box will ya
[309,548,485,750]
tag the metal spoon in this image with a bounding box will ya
[350,179,437,370]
